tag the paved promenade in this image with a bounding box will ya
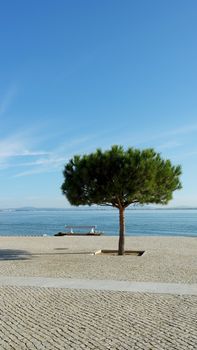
[0,236,196,349]
[0,276,196,295]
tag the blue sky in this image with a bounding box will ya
[0,0,197,208]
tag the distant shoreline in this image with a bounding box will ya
[1,207,197,212]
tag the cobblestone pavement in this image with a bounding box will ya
[0,287,196,350]
[0,237,196,349]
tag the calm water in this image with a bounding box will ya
[0,209,197,237]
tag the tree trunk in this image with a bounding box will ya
[118,207,125,255]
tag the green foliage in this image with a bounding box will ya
[61,146,182,209]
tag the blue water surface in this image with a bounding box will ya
[0,209,197,237]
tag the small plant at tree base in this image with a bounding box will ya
[61,146,182,255]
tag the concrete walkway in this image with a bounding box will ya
[0,276,196,295]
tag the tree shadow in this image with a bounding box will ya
[0,249,31,261]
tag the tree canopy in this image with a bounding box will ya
[61,145,182,254]
[62,146,182,208]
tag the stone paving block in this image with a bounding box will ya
[0,287,196,349]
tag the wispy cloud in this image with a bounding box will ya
[0,149,49,158]
[3,130,101,177]
[0,134,49,160]
[0,131,50,174]
[0,86,17,116]
[14,157,66,177]
[121,121,197,150]
[4,121,197,178]
[167,123,197,137]
[157,141,181,150]
[171,149,197,161]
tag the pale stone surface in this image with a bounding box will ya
[0,236,196,349]
[0,236,196,283]
[0,277,196,295]
[0,287,196,350]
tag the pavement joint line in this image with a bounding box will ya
[0,277,196,295]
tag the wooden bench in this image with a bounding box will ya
[54,225,103,236]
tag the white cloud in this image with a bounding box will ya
[172,150,197,161]
[6,121,197,178]
[0,134,49,160]
[114,121,197,151]
[0,86,17,116]
[12,132,103,177]
[14,156,66,177]
[0,131,51,175]
[0,149,49,158]
[157,141,181,150]
[167,123,197,136]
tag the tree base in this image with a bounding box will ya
[94,249,145,256]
